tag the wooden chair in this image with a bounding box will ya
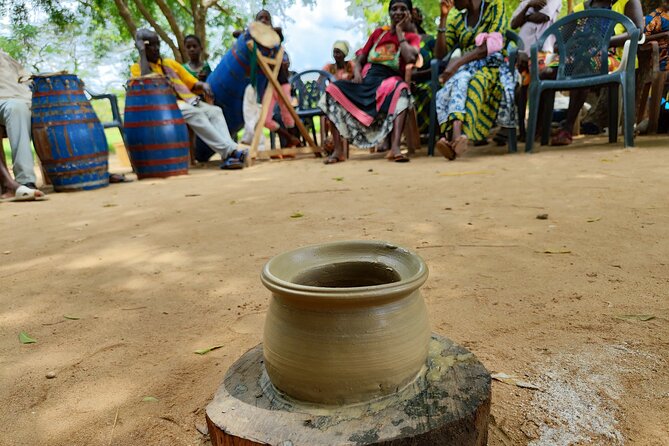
[637,32,669,134]
[0,125,7,170]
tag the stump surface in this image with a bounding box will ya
[206,334,491,446]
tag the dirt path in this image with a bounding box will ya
[1,138,668,446]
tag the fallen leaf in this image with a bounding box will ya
[142,396,160,402]
[2,251,10,255]
[587,217,602,223]
[539,249,572,254]
[229,200,237,205]
[492,373,540,390]
[536,214,549,220]
[194,345,224,355]
[615,314,655,322]
[185,194,201,198]
[63,315,81,320]
[19,332,37,344]
[439,170,494,177]
[290,212,304,219]
[332,177,344,182]
[102,203,118,208]
[601,159,615,163]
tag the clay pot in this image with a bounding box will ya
[261,241,430,405]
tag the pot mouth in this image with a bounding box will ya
[261,241,428,299]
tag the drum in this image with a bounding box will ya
[31,73,109,192]
[123,75,190,179]
[207,22,280,135]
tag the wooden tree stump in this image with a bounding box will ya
[206,334,491,446]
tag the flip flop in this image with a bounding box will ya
[109,173,133,184]
[324,156,345,165]
[220,157,244,170]
[1,185,48,202]
[452,135,469,156]
[436,137,456,160]
[551,129,572,146]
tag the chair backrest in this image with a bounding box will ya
[288,70,335,113]
[532,9,640,81]
[505,30,524,70]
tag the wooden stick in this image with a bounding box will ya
[255,51,321,154]
[250,46,284,157]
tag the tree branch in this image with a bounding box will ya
[131,0,182,62]
[112,0,138,37]
[154,0,186,60]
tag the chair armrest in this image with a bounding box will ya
[86,89,123,127]
[645,31,669,43]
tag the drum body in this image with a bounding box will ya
[208,30,276,135]
[31,73,109,192]
[123,76,190,179]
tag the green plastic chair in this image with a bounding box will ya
[427,30,523,156]
[525,9,640,152]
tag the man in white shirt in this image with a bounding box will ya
[0,50,38,192]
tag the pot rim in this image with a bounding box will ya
[261,240,429,300]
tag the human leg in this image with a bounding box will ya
[0,99,36,185]
[179,102,238,159]
[324,124,346,164]
[552,89,588,146]
[387,110,409,162]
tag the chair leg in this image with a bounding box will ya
[508,127,518,153]
[648,72,667,135]
[428,93,437,156]
[609,84,619,144]
[405,107,420,154]
[540,90,555,147]
[525,84,541,153]
[310,117,317,145]
[517,85,528,141]
[623,74,636,148]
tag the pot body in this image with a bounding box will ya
[261,241,430,405]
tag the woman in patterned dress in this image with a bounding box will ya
[434,0,517,160]
[319,0,420,164]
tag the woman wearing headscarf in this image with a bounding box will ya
[319,0,420,163]
[434,0,516,160]
[323,40,356,81]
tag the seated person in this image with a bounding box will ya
[0,49,39,192]
[510,0,562,140]
[550,0,643,146]
[182,35,212,82]
[319,0,420,164]
[434,0,517,160]
[132,29,248,170]
[645,0,669,71]
[323,41,355,81]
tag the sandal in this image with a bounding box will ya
[390,154,410,163]
[221,157,244,170]
[551,129,572,146]
[452,135,469,156]
[436,137,456,160]
[324,155,345,165]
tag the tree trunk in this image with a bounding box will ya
[112,0,138,37]
[155,0,187,61]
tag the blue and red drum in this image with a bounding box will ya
[31,73,109,192]
[123,75,190,179]
[207,22,280,135]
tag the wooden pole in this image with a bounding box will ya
[249,47,284,158]
[255,51,321,155]
[567,0,574,13]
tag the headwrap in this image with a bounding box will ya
[333,40,350,57]
[389,0,413,13]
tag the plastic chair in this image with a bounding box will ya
[525,9,640,152]
[269,70,334,149]
[637,31,669,134]
[427,30,523,156]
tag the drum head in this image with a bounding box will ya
[248,21,280,49]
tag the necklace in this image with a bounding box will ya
[464,0,486,30]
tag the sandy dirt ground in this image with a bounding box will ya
[1,137,669,446]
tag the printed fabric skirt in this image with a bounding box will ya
[319,64,412,148]
[436,53,517,141]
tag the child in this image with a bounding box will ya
[182,35,212,82]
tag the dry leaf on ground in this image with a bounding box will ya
[19,332,37,344]
[492,373,541,390]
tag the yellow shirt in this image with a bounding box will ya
[574,0,628,36]
[130,58,198,102]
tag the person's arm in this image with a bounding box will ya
[439,44,487,83]
[135,30,154,76]
[353,53,367,83]
[396,12,419,64]
[511,0,549,28]
[610,0,644,47]
[434,0,453,59]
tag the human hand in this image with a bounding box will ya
[527,12,550,23]
[439,59,459,83]
[528,0,547,9]
[196,82,214,99]
[352,71,363,84]
[135,29,153,52]
[396,10,412,33]
[441,0,454,16]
